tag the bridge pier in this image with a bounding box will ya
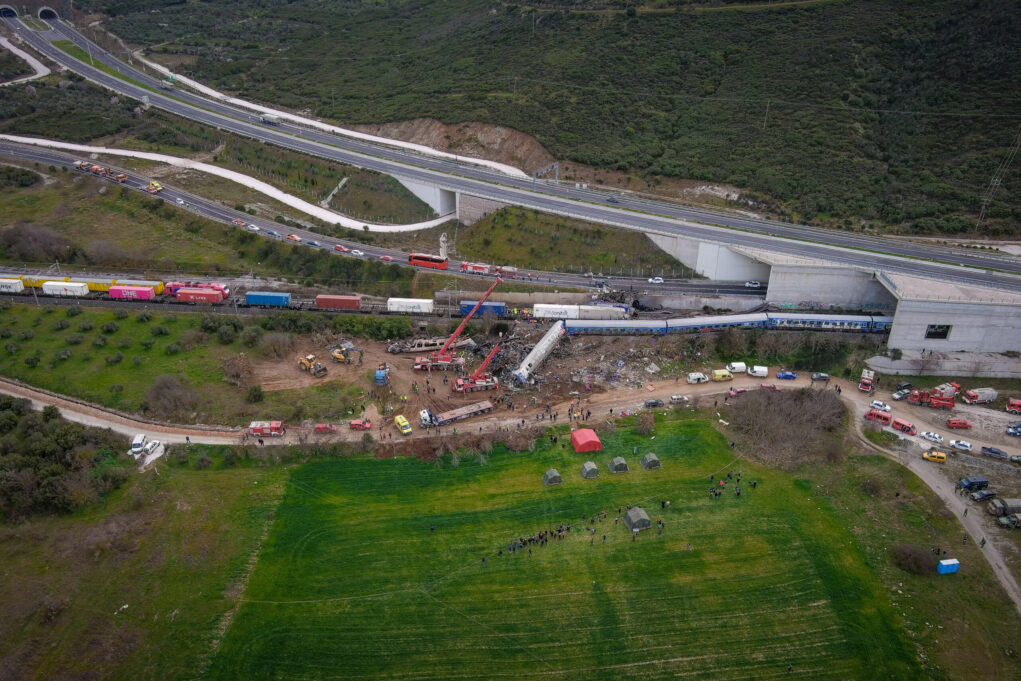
[396,179,455,216]
[456,193,509,225]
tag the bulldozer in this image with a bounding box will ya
[331,347,364,364]
[298,354,328,378]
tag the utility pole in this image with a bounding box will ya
[978,123,1021,226]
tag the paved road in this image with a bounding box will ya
[0,139,757,297]
[5,18,1021,293]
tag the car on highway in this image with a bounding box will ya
[379,255,395,262]
[970,489,996,503]
[644,398,664,408]
[286,233,302,242]
[920,431,943,444]
[247,224,260,232]
[981,446,1009,460]
[869,400,891,412]
[777,370,797,380]
[760,383,780,391]
[648,277,664,284]
[744,281,762,289]
[176,198,185,205]
[891,389,911,401]
[922,450,946,463]
[349,419,372,430]
[266,229,279,238]
[306,240,320,247]
[594,280,608,288]
[334,244,350,253]
[232,218,246,227]
[350,249,364,257]
[950,439,972,452]
[607,196,620,204]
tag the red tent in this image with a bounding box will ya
[571,428,602,453]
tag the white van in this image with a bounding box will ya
[131,433,147,456]
[726,362,747,374]
[747,365,768,378]
[686,372,709,384]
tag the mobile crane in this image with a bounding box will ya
[453,345,501,392]
[414,278,501,371]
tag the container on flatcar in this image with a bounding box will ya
[315,294,362,310]
[246,291,292,307]
[41,281,89,297]
[387,298,434,314]
[0,279,25,294]
[109,285,156,300]
[114,279,165,295]
[459,300,506,316]
[176,288,224,303]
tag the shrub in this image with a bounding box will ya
[635,413,655,436]
[92,335,107,347]
[105,352,124,365]
[113,309,129,320]
[133,356,143,366]
[52,319,69,331]
[136,310,153,322]
[78,320,93,331]
[151,325,169,336]
[0,328,10,338]
[240,326,263,348]
[890,348,903,360]
[100,321,119,334]
[258,331,295,358]
[5,342,19,354]
[246,385,264,403]
[65,307,82,317]
[860,479,882,496]
[140,338,155,350]
[217,324,237,344]
[195,453,212,470]
[117,337,133,349]
[891,544,935,575]
[165,342,182,355]
[17,330,33,341]
[24,356,39,368]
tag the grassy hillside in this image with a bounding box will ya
[101,0,1021,235]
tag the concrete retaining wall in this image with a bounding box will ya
[889,300,1021,353]
[457,193,510,225]
[867,354,1021,379]
[766,265,897,311]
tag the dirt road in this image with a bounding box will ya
[1,371,1017,613]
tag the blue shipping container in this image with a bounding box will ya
[460,300,507,316]
[246,291,291,307]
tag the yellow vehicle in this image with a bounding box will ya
[297,354,328,378]
[394,415,412,435]
[922,450,947,463]
[712,369,733,382]
[146,180,163,194]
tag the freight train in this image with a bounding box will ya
[0,273,893,335]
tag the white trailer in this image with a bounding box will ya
[41,281,89,297]
[532,304,579,319]
[0,278,25,294]
[386,298,434,314]
[259,113,280,124]
[578,305,627,320]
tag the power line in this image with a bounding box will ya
[977,123,1021,225]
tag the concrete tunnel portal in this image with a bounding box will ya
[0,6,18,17]
[37,6,59,19]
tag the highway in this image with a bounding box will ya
[4,17,1021,293]
[0,140,756,297]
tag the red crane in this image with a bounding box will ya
[414,278,502,371]
[454,344,501,392]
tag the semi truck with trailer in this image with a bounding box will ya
[419,400,494,428]
[987,498,1021,517]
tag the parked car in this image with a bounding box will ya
[896,381,914,391]
[891,389,911,401]
[648,277,664,284]
[349,419,372,430]
[1010,454,1021,464]
[922,450,946,463]
[950,440,972,452]
[334,244,350,253]
[644,398,664,408]
[869,400,891,412]
[379,255,395,262]
[142,440,161,455]
[811,372,830,381]
[1007,426,1021,438]
[777,370,797,380]
[920,431,943,444]
[744,281,762,288]
[314,424,337,434]
[669,395,689,404]
[945,418,972,429]
[286,233,302,242]
[970,489,997,502]
[957,476,988,491]
[981,446,1009,460]
[727,387,747,397]
[760,383,780,392]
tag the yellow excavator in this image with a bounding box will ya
[298,354,328,377]
[331,347,364,364]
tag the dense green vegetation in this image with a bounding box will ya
[0,304,407,424]
[100,0,1021,235]
[0,76,139,141]
[0,397,129,521]
[0,49,33,82]
[0,164,41,189]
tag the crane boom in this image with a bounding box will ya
[433,278,502,360]
[469,345,501,381]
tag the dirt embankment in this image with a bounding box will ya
[349,118,756,213]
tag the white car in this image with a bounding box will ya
[247,224,260,231]
[142,440,161,455]
[648,277,664,284]
[350,249,364,257]
[920,431,943,444]
[950,440,972,452]
[744,281,762,288]
[175,198,185,205]
[869,400,891,412]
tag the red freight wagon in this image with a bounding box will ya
[176,287,224,303]
[109,285,155,300]
[315,294,362,310]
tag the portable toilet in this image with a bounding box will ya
[937,558,960,574]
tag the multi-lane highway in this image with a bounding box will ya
[0,140,756,296]
[4,16,1021,293]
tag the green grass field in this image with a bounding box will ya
[207,416,921,680]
